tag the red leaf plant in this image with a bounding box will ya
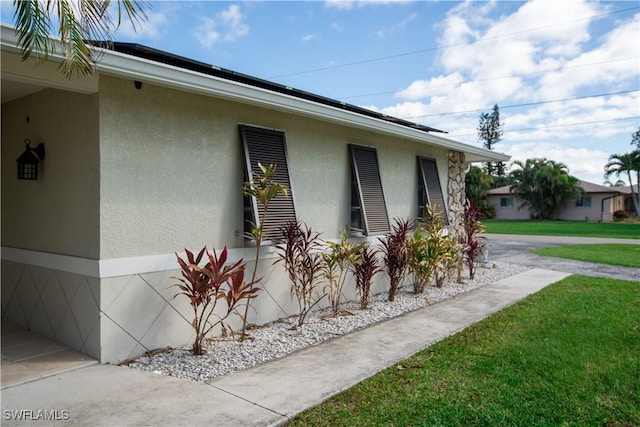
[462,199,487,280]
[172,246,260,355]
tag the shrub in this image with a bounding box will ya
[350,243,380,309]
[172,247,259,355]
[462,199,486,279]
[380,218,412,301]
[275,220,325,327]
[408,226,435,293]
[409,205,461,292]
[322,232,364,314]
[613,210,629,221]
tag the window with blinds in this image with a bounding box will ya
[417,156,449,225]
[349,144,390,235]
[239,125,296,242]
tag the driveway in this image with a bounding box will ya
[484,233,640,282]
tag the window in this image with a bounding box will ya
[575,196,592,207]
[239,125,296,241]
[417,157,449,225]
[349,144,390,235]
[500,197,514,207]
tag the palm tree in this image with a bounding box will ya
[509,158,583,220]
[11,0,147,77]
[604,151,640,217]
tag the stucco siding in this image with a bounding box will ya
[1,89,100,258]
[488,195,531,220]
[98,76,449,258]
[558,194,613,222]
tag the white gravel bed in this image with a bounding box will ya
[126,263,529,382]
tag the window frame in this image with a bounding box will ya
[575,196,592,207]
[500,197,514,208]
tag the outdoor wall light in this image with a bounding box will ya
[16,139,45,180]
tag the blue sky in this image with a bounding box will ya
[2,0,638,184]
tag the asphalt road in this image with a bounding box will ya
[484,233,640,282]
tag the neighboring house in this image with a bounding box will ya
[488,180,627,222]
[1,25,509,363]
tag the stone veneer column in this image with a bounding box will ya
[448,150,466,240]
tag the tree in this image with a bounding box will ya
[631,126,640,150]
[465,165,494,218]
[477,104,505,176]
[604,151,640,217]
[509,158,583,220]
[11,0,147,77]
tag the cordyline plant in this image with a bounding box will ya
[275,220,326,327]
[462,198,486,279]
[322,232,364,314]
[350,242,380,309]
[240,162,288,339]
[172,247,260,355]
[379,218,412,301]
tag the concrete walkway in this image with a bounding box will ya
[1,268,570,426]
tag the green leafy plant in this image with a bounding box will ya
[413,204,463,289]
[322,232,364,314]
[241,162,288,339]
[350,243,380,309]
[172,247,259,355]
[380,218,412,301]
[275,220,326,327]
[408,226,435,293]
[462,199,486,279]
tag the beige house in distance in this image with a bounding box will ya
[488,180,628,222]
[1,25,509,363]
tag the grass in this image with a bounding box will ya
[289,276,640,426]
[532,244,640,268]
[482,219,640,239]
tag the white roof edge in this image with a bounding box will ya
[1,24,508,163]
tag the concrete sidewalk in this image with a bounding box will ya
[1,268,569,426]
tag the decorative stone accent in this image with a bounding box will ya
[448,150,466,240]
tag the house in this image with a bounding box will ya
[1,24,509,363]
[488,180,627,222]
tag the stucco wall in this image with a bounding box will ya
[1,89,100,258]
[488,195,531,220]
[557,194,615,222]
[98,75,449,259]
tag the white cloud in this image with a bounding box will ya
[375,12,417,38]
[111,7,168,40]
[504,142,611,184]
[325,0,412,11]
[374,0,638,184]
[194,4,249,48]
[330,21,345,32]
[301,34,319,43]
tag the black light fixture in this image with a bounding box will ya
[17,139,45,180]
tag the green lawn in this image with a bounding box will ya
[482,219,640,239]
[289,276,640,426]
[532,244,640,268]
